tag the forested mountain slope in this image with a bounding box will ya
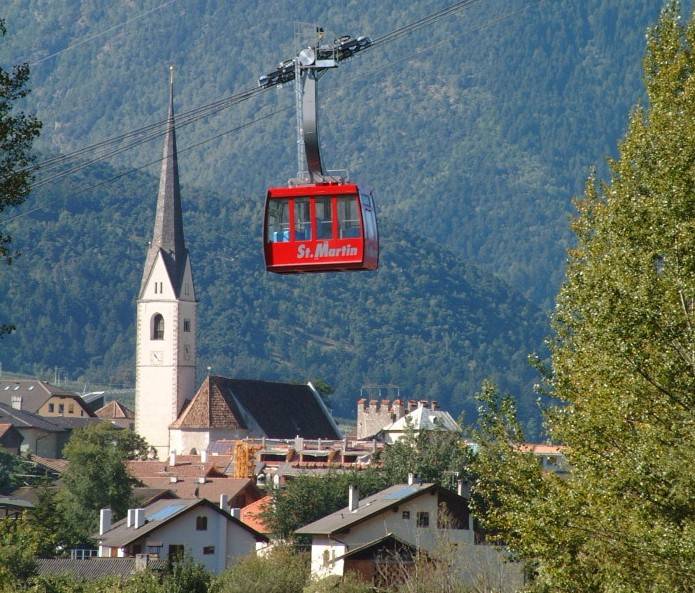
[1,163,545,429]
[0,0,664,306]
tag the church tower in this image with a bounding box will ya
[135,67,197,458]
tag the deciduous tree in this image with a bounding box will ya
[470,4,695,591]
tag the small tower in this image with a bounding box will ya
[135,67,197,458]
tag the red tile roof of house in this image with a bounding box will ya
[0,423,13,438]
[126,459,227,480]
[95,400,134,420]
[129,476,260,508]
[240,495,271,534]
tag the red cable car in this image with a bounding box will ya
[259,36,379,274]
[264,182,378,273]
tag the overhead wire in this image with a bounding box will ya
[26,0,181,66]
[15,0,490,190]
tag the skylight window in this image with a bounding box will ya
[27,385,34,390]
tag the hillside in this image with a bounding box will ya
[0,161,545,430]
[0,0,664,306]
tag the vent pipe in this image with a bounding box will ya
[348,485,359,512]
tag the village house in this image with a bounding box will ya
[0,379,93,418]
[96,497,267,574]
[295,478,523,591]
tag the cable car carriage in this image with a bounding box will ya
[260,33,378,273]
[264,183,377,273]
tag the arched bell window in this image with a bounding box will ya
[152,314,165,340]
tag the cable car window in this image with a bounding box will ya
[338,195,360,238]
[294,197,312,240]
[267,199,290,242]
[315,197,333,239]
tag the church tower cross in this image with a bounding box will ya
[135,67,197,459]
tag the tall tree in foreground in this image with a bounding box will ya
[471,3,695,592]
[0,18,41,336]
[57,423,148,544]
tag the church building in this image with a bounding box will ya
[135,70,340,458]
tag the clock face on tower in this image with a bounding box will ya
[150,350,163,364]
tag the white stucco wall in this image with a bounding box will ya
[169,428,249,457]
[307,492,522,590]
[104,505,258,574]
[135,253,197,459]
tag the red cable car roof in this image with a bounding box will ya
[267,182,360,198]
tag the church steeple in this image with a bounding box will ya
[140,66,188,298]
[135,66,197,459]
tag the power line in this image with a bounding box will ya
[26,0,180,66]
[17,0,491,189]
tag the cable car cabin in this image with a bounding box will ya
[264,183,378,273]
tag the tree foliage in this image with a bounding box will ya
[213,545,309,593]
[57,423,147,544]
[0,17,41,336]
[470,4,695,591]
[380,423,472,490]
[263,470,388,541]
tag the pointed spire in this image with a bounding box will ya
[140,66,188,297]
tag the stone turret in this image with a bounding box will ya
[356,398,406,439]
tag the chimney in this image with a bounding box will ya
[169,476,179,483]
[135,554,149,572]
[230,507,241,519]
[348,485,359,512]
[127,509,135,528]
[431,400,439,410]
[196,476,207,484]
[219,494,229,511]
[408,473,416,486]
[134,508,146,529]
[200,449,208,463]
[408,400,418,412]
[294,436,304,451]
[99,508,112,535]
[169,451,176,467]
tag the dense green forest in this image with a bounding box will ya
[0,1,673,427]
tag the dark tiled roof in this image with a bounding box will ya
[132,487,177,506]
[171,376,341,440]
[0,496,34,510]
[295,483,437,535]
[333,533,417,562]
[0,380,79,413]
[228,379,341,439]
[0,403,65,432]
[36,558,167,580]
[139,76,189,298]
[46,416,104,430]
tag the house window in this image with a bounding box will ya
[68,404,74,414]
[58,404,65,414]
[416,512,430,528]
[152,314,164,340]
[402,511,410,520]
[203,546,215,555]
[196,516,207,531]
[48,403,54,413]
[322,550,330,567]
[183,319,191,332]
[169,544,184,562]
